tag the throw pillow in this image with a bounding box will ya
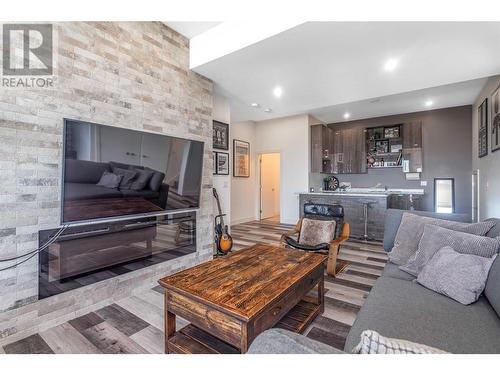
[400,224,499,276]
[352,330,447,354]
[417,246,497,305]
[96,171,123,189]
[113,167,137,189]
[145,167,166,191]
[298,218,336,246]
[388,213,495,266]
[130,169,155,191]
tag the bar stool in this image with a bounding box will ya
[359,200,377,241]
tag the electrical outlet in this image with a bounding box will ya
[420,180,427,187]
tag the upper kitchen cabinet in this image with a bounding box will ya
[402,120,423,172]
[403,120,423,148]
[310,124,366,174]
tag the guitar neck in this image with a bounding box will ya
[213,189,225,227]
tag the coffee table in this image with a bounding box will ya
[158,244,326,354]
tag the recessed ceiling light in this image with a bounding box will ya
[383,58,399,72]
[273,86,283,98]
[264,108,272,113]
[250,103,260,108]
[343,112,351,119]
[425,100,434,107]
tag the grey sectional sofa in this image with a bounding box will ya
[249,209,500,354]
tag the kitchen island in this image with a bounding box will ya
[298,189,424,241]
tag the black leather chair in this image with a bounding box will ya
[280,203,350,277]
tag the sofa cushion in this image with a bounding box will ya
[485,254,500,317]
[248,329,342,354]
[388,213,495,265]
[113,168,138,190]
[145,168,166,192]
[353,330,447,354]
[64,182,123,201]
[417,246,497,305]
[130,169,155,191]
[344,277,500,354]
[381,262,415,281]
[400,224,499,277]
[96,171,122,189]
[485,218,500,238]
[383,209,470,252]
[64,159,110,184]
[298,218,336,246]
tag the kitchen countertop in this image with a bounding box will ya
[298,188,425,197]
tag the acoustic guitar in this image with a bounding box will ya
[213,188,233,255]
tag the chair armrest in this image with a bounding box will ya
[280,230,299,246]
[329,223,350,249]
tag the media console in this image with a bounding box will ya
[38,211,197,299]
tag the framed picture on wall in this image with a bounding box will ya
[492,85,500,152]
[233,139,250,177]
[478,98,488,158]
[213,120,229,150]
[215,152,229,175]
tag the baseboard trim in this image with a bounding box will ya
[231,216,258,225]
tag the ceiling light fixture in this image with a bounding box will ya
[250,103,260,108]
[425,100,434,107]
[273,86,283,98]
[264,108,272,113]
[343,112,351,120]
[383,58,399,72]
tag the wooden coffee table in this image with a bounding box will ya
[158,244,326,354]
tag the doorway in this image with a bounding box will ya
[259,153,281,222]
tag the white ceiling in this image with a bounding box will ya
[311,78,488,123]
[190,22,500,123]
[164,22,221,39]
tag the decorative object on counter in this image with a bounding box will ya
[233,139,250,177]
[367,154,375,167]
[380,158,385,167]
[478,98,488,158]
[213,120,229,150]
[310,187,315,193]
[214,152,229,175]
[492,84,500,152]
[323,175,340,191]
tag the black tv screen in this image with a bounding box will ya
[62,119,204,224]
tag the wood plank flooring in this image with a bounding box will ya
[1,216,387,354]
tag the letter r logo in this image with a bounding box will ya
[2,24,53,75]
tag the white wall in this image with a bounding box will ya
[254,114,310,224]
[472,75,500,220]
[213,94,231,225]
[230,121,258,224]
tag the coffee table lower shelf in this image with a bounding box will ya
[167,298,321,354]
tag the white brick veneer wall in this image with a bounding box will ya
[0,22,214,342]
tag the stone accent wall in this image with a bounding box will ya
[0,22,213,341]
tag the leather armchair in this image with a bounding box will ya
[280,203,350,277]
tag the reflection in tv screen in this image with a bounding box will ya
[62,119,204,223]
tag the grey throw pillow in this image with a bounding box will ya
[417,246,498,305]
[388,213,495,266]
[130,169,155,191]
[299,218,336,246]
[353,330,447,354]
[400,224,499,276]
[113,167,137,189]
[96,171,122,189]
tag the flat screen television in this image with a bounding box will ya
[61,119,204,224]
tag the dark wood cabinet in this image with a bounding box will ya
[402,121,423,172]
[387,194,424,211]
[403,120,423,148]
[311,124,366,174]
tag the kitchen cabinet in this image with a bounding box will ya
[402,121,423,172]
[311,124,366,174]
